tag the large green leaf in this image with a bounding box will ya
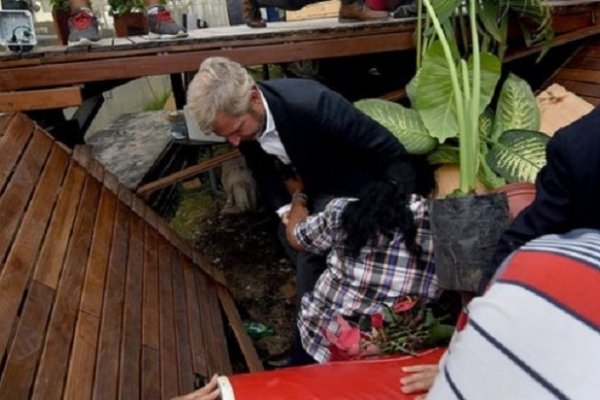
[467,52,502,115]
[492,73,540,140]
[414,42,459,142]
[479,107,494,141]
[427,144,459,165]
[415,43,501,143]
[478,143,506,189]
[487,129,549,183]
[354,99,438,155]
[430,0,463,22]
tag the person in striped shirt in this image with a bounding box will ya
[401,229,600,399]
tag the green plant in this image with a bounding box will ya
[357,0,551,193]
[50,0,70,12]
[108,0,145,15]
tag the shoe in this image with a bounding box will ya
[338,1,389,22]
[242,0,267,28]
[67,8,101,46]
[147,5,187,38]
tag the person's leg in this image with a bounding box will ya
[243,0,388,28]
[243,0,312,28]
[145,0,187,38]
[67,0,101,45]
[338,0,389,23]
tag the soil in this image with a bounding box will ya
[169,189,297,366]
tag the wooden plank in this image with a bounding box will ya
[62,187,117,400]
[33,161,87,289]
[137,149,241,197]
[72,145,93,169]
[32,174,101,400]
[217,285,263,372]
[0,87,82,112]
[0,112,34,191]
[195,271,231,375]
[0,112,13,135]
[182,257,209,377]
[141,345,160,400]
[0,144,68,362]
[158,236,179,399]
[0,32,415,91]
[0,128,52,263]
[92,200,130,400]
[142,224,159,349]
[580,95,600,105]
[171,249,195,394]
[555,67,600,83]
[0,282,54,399]
[118,209,144,400]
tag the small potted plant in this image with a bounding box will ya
[50,0,70,45]
[108,0,148,37]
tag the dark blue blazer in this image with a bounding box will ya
[239,79,409,211]
[489,106,600,275]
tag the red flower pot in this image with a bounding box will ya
[493,182,536,222]
[366,0,387,11]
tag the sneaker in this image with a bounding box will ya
[67,8,101,46]
[146,5,187,39]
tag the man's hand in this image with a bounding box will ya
[284,175,304,195]
[400,364,439,399]
[170,375,220,400]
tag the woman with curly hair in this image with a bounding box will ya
[285,158,440,363]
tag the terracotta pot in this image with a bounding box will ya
[113,12,148,37]
[366,0,387,11]
[52,9,70,45]
[493,182,536,222]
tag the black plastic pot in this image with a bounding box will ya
[430,193,509,292]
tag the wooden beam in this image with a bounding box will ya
[136,149,241,197]
[0,32,414,91]
[0,87,82,112]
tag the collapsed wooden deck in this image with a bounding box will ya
[0,112,261,399]
[551,35,600,105]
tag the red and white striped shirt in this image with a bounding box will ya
[428,229,600,400]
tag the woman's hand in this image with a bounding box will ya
[400,364,439,399]
[171,375,220,400]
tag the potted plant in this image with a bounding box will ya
[355,0,553,291]
[50,0,70,45]
[108,0,148,37]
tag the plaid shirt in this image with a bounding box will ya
[294,195,439,362]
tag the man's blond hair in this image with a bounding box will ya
[186,57,256,133]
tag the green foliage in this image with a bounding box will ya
[487,129,549,183]
[492,73,540,140]
[108,0,145,15]
[354,99,438,155]
[50,0,70,12]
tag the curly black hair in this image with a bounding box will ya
[341,156,435,258]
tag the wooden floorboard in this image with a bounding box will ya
[0,113,247,399]
[118,209,144,400]
[0,128,52,262]
[158,237,179,399]
[171,249,196,395]
[32,173,101,400]
[182,257,210,378]
[0,281,54,399]
[0,113,13,136]
[0,113,33,192]
[0,144,68,361]
[92,200,130,400]
[32,161,87,289]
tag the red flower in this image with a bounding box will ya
[371,313,384,329]
[392,296,417,313]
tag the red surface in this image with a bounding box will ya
[228,347,446,400]
[366,0,387,10]
[493,183,536,222]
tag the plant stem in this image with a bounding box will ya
[466,0,481,193]
[416,0,423,70]
[422,0,466,190]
